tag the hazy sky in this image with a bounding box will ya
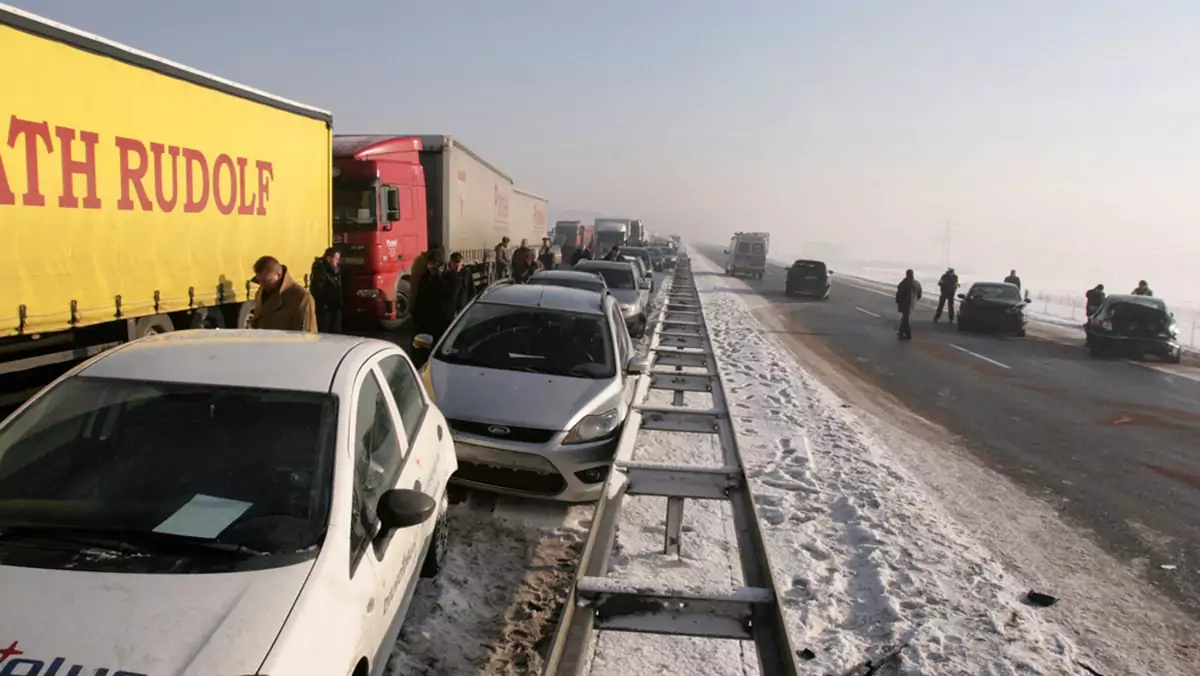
[16,0,1200,298]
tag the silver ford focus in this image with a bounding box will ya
[419,283,648,502]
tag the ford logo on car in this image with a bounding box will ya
[487,425,511,436]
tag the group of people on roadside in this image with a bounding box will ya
[1084,280,1153,318]
[493,236,559,283]
[894,267,1027,340]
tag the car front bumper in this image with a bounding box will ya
[1091,333,1180,356]
[448,427,620,502]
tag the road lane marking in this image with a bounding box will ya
[948,343,1012,370]
[1127,360,1200,384]
[854,306,882,318]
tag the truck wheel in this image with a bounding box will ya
[1167,348,1182,364]
[379,276,412,331]
[236,301,256,329]
[134,314,174,338]
[189,307,226,330]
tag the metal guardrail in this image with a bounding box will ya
[543,253,799,675]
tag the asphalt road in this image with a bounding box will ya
[695,246,1200,619]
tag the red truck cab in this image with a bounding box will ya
[332,136,427,328]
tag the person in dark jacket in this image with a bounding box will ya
[512,238,534,282]
[1085,284,1106,317]
[409,243,444,314]
[1131,280,1153,296]
[603,245,622,261]
[309,247,343,333]
[570,247,587,266]
[1004,269,1021,290]
[933,267,959,323]
[411,251,454,367]
[895,269,922,341]
[537,237,556,271]
[444,252,468,313]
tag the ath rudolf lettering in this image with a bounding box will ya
[0,114,274,216]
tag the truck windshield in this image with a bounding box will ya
[332,178,378,231]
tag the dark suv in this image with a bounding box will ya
[785,260,832,299]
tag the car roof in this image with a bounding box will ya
[576,260,636,272]
[479,283,606,315]
[791,259,826,266]
[1107,294,1167,309]
[530,269,605,282]
[77,329,386,393]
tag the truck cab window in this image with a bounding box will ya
[333,178,378,231]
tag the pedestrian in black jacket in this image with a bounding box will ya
[444,252,468,314]
[934,267,959,323]
[1085,284,1105,317]
[537,238,556,271]
[895,269,922,340]
[1004,269,1021,290]
[309,247,343,333]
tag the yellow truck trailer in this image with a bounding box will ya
[0,4,331,394]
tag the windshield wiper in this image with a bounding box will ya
[0,525,267,558]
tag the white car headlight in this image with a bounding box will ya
[563,409,621,444]
[619,303,638,316]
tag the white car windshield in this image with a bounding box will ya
[528,275,605,292]
[0,377,335,568]
[437,303,615,379]
[971,285,1021,301]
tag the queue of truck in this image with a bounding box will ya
[0,5,547,396]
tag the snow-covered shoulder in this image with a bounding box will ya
[691,253,1092,674]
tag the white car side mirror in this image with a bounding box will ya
[627,356,650,374]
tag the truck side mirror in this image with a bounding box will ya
[384,186,401,223]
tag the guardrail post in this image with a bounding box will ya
[664,496,685,556]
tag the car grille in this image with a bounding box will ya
[447,419,557,444]
[456,462,567,496]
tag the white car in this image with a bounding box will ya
[0,329,456,676]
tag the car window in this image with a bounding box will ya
[970,285,1021,301]
[0,376,335,559]
[377,354,427,445]
[436,303,615,379]
[579,265,635,289]
[610,303,630,365]
[737,242,750,254]
[751,243,764,254]
[350,369,405,565]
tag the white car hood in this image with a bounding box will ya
[0,560,314,675]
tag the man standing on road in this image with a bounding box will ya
[444,252,468,313]
[537,237,556,271]
[1085,284,1106,317]
[895,269,921,341]
[1131,280,1154,296]
[493,236,512,280]
[570,246,587,266]
[309,247,343,333]
[512,238,534,282]
[251,256,317,333]
[412,251,452,368]
[409,243,444,316]
[933,267,959,323]
[1005,269,1022,291]
[603,244,622,261]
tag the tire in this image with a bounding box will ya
[133,314,174,338]
[379,276,411,331]
[420,494,449,578]
[956,320,966,332]
[1167,348,1182,365]
[236,301,256,329]
[1015,329,1026,338]
[188,306,226,330]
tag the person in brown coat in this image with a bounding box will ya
[251,255,318,332]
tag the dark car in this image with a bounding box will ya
[648,247,674,270]
[785,260,832,299]
[620,247,655,273]
[644,247,665,271]
[1085,294,1181,362]
[956,282,1027,336]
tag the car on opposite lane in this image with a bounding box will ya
[527,269,607,293]
[785,259,832,299]
[420,283,648,502]
[0,329,456,676]
[577,259,651,337]
[956,282,1028,336]
[1085,294,1182,363]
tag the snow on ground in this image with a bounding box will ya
[682,252,1093,675]
[692,250,1198,675]
[387,273,673,675]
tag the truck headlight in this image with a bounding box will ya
[563,409,621,444]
